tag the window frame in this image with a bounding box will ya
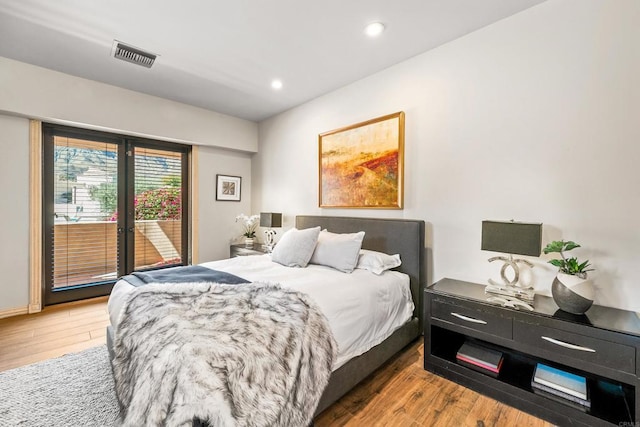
[42,123,191,306]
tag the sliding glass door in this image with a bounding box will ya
[43,124,190,305]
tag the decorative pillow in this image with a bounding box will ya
[271,226,321,268]
[356,249,402,275]
[309,230,365,273]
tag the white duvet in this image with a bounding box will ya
[108,254,414,370]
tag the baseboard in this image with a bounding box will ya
[0,305,29,319]
[28,303,42,314]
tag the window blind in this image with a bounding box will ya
[133,146,183,271]
[52,136,119,288]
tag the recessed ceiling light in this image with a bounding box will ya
[271,79,283,90]
[364,22,385,37]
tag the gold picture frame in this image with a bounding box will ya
[319,111,404,209]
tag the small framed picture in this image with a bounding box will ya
[216,174,241,201]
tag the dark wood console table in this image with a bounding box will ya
[424,278,640,426]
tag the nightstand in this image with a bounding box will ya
[424,278,640,427]
[230,243,269,258]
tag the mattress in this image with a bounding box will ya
[107,254,414,370]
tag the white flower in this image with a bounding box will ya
[235,213,260,237]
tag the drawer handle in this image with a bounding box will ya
[541,336,596,353]
[451,312,487,325]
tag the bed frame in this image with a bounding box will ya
[295,216,425,414]
[106,215,425,419]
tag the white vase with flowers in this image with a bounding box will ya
[235,214,260,247]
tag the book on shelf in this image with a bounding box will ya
[532,385,590,412]
[456,341,504,377]
[531,379,591,409]
[533,363,588,400]
[456,358,502,378]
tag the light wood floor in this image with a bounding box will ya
[0,297,110,372]
[0,298,552,426]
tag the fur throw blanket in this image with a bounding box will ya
[112,282,336,427]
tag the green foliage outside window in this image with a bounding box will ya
[91,175,182,221]
[89,182,118,218]
[135,187,181,220]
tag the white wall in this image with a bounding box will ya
[0,115,30,310]
[0,56,257,153]
[197,146,253,261]
[0,59,258,312]
[254,0,640,312]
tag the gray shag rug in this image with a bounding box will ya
[0,345,121,426]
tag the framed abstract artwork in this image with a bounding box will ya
[319,111,405,209]
[216,174,241,201]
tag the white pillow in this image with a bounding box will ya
[309,230,365,273]
[271,226,321,268]
[356,249,402,275]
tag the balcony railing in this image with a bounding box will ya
[52,220,182,288]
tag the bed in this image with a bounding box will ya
[106,215,425,420]
[294,216,425,414]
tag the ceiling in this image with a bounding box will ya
[0,0,546,122]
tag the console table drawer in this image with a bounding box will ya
[514,319,636,374]
[431,297,513,340]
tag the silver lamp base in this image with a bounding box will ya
[485,254,536,309]
[263,229,276,253]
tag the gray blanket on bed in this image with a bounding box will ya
[121,265,249,287]
[112,281,336,427]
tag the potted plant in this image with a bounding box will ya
[543,240,595,314]
[235,214,260,246]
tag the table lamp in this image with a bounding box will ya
[481,220,542,304]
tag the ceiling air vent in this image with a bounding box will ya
[112,41,156,68]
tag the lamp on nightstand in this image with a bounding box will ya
[481,220,542,305]
[260,212,282,252]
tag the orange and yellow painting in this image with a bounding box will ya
[319,112,404,208]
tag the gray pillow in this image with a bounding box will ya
[309,230,365,273]
[271,226,321,267]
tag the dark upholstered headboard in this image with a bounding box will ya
[295,216,426,325]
